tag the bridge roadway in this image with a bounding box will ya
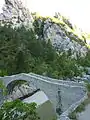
[0,73,86,114]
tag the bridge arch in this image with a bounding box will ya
[0,73,86,113]
[7,79,28,94]
[1,74,31,87]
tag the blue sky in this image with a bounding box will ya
[0,0,90,33]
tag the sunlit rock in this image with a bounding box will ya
[0,0,33,28]
[43,19,88,58]
[0,0,88,58]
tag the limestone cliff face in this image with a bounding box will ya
[33,16,88,58]
[0,0,88,58]
[0,0,33,27]
[44,20,87,58]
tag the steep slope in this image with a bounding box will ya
[0,0,89,58]
[33,14,88,58]
[0,0,90,78]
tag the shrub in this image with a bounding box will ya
[0,99,39,120]
[85,81,90,92]
[69,98,90,120]
[0,80,7,95]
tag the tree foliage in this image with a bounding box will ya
[0,80,7,95]
[0,24,89,78]
[0,99,39,120]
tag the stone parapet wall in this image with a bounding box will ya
[30,73,84,87]
[60,93,87,120]
[0,73,86,114]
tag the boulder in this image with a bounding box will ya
[7,83,37,100]
[0,0,33,28]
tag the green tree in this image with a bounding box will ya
[0,99,39,120]
[15,50,28,73]
[44,39,56,62]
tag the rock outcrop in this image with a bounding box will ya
[0,0,33,27]
[7,83,37,100]
[44,19,87,58]
[0,0,89,58]
[33,16,88,58]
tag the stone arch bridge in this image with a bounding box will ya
[0,73,86,114]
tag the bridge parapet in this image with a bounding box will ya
[29,73,84,87]
[0,73,86,113]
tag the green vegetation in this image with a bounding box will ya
[33,13,87,46]
[69,82,90,120]
[0,14,90,78]
[0,13,90,120]
[0,22,90,78]
[0,99,39,120]
[69,99,90,120]
[77,51,90,67]
[0,80,39,120]
[85,81,90,92]
[0,80,7,95]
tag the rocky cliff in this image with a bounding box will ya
[0,0,89,58]
[33,14,88,58]
[0,0,33,27]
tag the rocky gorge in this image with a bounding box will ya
[0,0,90,120]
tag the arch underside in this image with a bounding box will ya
[7,79,28,94]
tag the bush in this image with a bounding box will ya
[0,24,86,79]
[69,98,90,120]
[85,81,90,92]
[0,70,8,77]
[68,111,77,120]
[0,99,39,120]
[0,80,7,95]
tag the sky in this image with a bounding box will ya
[0,0,90,33]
